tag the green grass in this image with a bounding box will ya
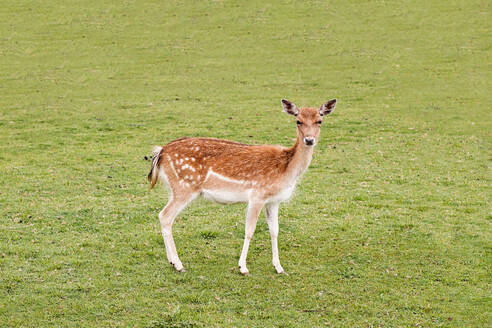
[1,0,490,327]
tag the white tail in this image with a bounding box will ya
[148,99,337,274]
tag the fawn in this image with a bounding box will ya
[148,99,337,274]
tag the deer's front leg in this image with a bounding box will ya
[266,202,284,274]
[238,201,264,275]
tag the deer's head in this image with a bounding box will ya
[281,99,337,146]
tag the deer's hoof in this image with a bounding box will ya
[172,262,185,272]
[274,265,285,274]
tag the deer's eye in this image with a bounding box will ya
[317,121,322,125]
[296,120,302,125]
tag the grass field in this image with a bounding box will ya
[1,0,491,327]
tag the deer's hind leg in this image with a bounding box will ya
[159,188,197,272]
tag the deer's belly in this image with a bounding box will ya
[201,188,251,204]
[200,169,254,204]
[200,168,296,204]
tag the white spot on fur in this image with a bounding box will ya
[191,157,195,161]
[185,157,189,161]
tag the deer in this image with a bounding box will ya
[148,98,337,275]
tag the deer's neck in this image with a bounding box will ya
[285,136,314,183]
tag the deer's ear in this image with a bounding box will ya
[281,99,299,116]
[319,99,337,116]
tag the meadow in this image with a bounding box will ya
[0,0,490,327]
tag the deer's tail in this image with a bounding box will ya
[148,146,163,189]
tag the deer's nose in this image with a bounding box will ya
[303,137,315,146]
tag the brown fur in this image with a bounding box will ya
[162,137,295,182]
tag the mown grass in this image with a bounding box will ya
[0,0,490,327]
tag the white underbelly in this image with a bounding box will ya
[201,188,251,204]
